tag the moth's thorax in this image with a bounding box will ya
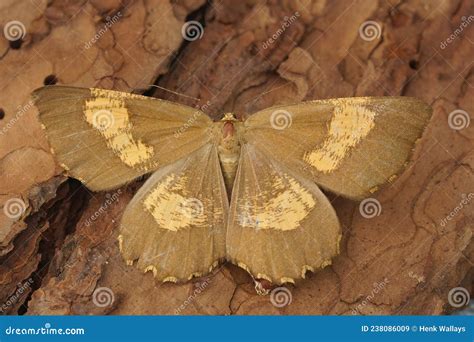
[216,113,242,195]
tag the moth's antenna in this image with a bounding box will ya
[148,85,201,102]
[247,82,292,105]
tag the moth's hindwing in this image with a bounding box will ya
[119,144,228,282]
[33,86,213,191]
[226,144,341,284]
[244,97,432,199]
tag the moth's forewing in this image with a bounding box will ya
[226,144,341,284]
[119,144,228,282]
[33,86,212,191]
[244,97,432,199]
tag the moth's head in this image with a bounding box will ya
[221,113,238,122]
[217,113,243,150]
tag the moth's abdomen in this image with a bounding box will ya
[217,120,241,196]
[219,152,239,195]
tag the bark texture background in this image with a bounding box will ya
[0,0,473,315]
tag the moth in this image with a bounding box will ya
[33,86,432,284]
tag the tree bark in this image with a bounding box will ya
[0,0,472,315]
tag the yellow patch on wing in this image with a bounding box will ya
[239,173,315,231]
[145,265,158,277]
[142,174,207,231]
[83,88,154,169]
[304,101,377,172]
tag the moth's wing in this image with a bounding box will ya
[119,144,228,282]
[243,97,432,199]
[33,86,213,191]
[226,144,341,284]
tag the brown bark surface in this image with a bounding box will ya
[0,0,473,315]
